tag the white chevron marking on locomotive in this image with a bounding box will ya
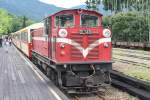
[56,38,111,58]
[32,37,47,41]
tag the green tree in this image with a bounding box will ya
[110,12,149,42]
[0,9,35,35]
[85,0,101,11]
[102,0,150,42]
[102,16,111,27]
[102,0,150,13]
[0,9,13,35]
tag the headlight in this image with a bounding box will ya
[103,29,111,38]
[60,51,65,56]
[58,29,68,38]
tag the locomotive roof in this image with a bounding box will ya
[44,9,103,19]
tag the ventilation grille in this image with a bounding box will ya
[70,33,99,60]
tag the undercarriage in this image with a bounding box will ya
[32,52,112,94]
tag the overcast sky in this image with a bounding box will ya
[39,0,86,8]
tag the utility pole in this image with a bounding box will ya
[146,0,150,42]
[149,10,150,43]
[85,0,101,11]
[148,0,150,43]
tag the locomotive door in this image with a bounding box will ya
[46,17,56,60]
[51,36,56,59]
[44,17,53,59]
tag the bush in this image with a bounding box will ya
[102,12,149,42]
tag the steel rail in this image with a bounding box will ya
[113,58,150,68]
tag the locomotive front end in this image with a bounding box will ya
[53,9,112,94]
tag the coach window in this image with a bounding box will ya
[81,14,99,27]
[24,32,28,42]
[44,18,51,35]
[55,14,74,27]
[21,32,28,42]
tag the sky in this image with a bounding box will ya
[39,0,86,8]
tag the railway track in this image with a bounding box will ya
[113,52,150,61]
[113,57,150,68]
[110,70,150,100]
[35,57,150,100]
[113,48,150,56]
[74,94,105,100]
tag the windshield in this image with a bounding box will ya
[55,14,74,27]
[81,14,99,27]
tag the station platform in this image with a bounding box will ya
[0,45,69,100]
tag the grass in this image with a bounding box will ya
[112,48,150,82]
[125,70,150,82]
[113,48,150,55]
[113,55,150,68]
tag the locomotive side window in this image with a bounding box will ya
[44,18,51,35]
[81,14,98,27]
[55,14,74,27]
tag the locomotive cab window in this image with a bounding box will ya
[81,14,99,27]
[55,14,74,27]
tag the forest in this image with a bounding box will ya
[0,9,34,36]
[102,12,149,42]
[102,0,150,42]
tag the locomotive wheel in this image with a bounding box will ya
[47,68,54,80]
[46,67,58,86]
[54,73,59,86]
[46,68,51,77]
[32,57,38,65]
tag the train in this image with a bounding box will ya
[112,41,150,50]
[12,9,112,94]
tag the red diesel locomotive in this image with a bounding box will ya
[13,9,112,94]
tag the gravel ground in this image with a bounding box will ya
[70,86,138,100]
[101,86,134,100]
